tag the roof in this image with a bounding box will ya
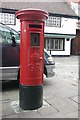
[1,2,78,18]
[45,33,76,39]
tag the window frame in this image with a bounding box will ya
[45,16,61,28]
[0,24,12,44]
[44,37,65,51]
[0,12,16,25]
[0,24,20,44]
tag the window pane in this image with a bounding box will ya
[11,29,20,43]
[59,40,63,50]
[44,39,46,48]
[51,40,53,49]
[55,39,58,50]
[0,13,15,25]
[47,39,49,49]
[46,16,61,27]
[0,24,12,44]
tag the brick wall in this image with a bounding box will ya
[71,29,80,55]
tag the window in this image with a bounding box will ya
[44,38,65,51]
[11,29,20,44]
[45,16,61,27]
[0,24,12,43]
[0,13,16,25]
[0,24,20,44]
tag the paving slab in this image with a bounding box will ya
[64,111,78,118]
[40,111,66,118]
[69,95,78,103]
[4,111,42,118]
[2,101,15,118]
[46,96,78,115]
[37,105,58,116]
[2,56,79,118]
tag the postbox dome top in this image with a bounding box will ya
[16,8,48,21]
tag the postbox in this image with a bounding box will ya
[16,9,48,110]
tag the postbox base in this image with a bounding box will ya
[19,84,43,110]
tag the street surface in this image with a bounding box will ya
[1,56,79,118]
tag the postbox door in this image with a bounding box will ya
[28,31,44,85]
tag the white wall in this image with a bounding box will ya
[70,2,79,30]
[44,17,76,55]
[45,17,77,35]
[8,19,20,31]
[70,2,78,15]
[8,17,77,35]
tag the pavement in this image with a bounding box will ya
[1,56,79,119]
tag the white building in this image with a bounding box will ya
[68,1,80,29]
[44,16,77,56]
[0,2,78,56]
[67,1,80,55]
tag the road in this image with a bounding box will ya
[1,56,79,118]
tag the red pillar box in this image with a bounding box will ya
[16,9,48,110]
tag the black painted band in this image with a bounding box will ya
[19,84,43,110]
